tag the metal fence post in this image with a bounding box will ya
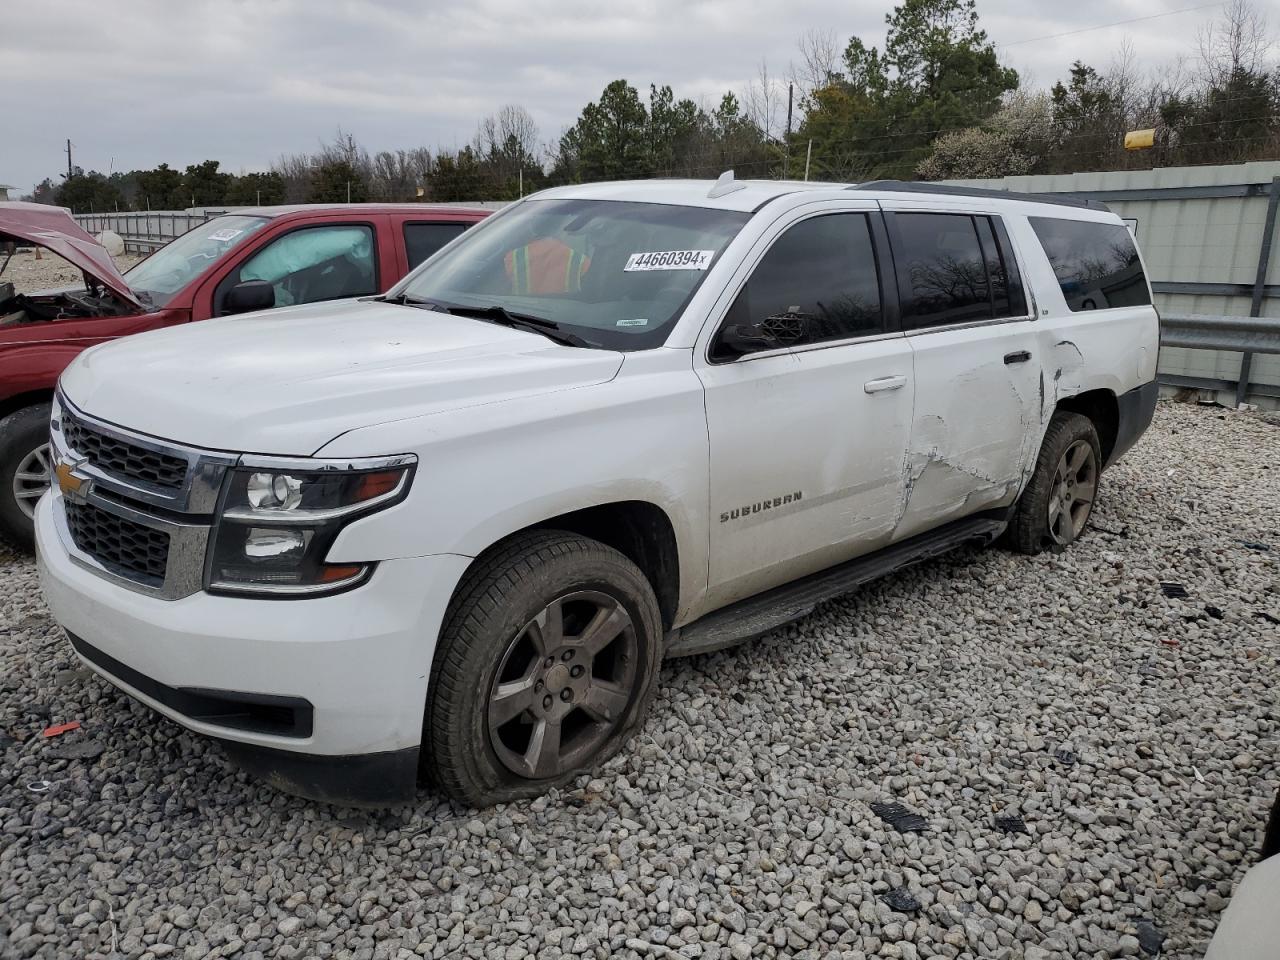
[1240,176,1280,406]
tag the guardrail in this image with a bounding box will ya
[1160,313,1280,355]
[74,212,217,255]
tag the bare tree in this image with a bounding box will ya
[370,148,433,200]
[475,105,540,164]
[1197,0,1272,87]
[789,28,842,102]
[743,60,788,142]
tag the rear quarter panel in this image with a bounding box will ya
[1003,210,1159,421]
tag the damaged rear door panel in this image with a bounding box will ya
[882,206,1042,541]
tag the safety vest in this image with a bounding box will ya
[506,238,589,295]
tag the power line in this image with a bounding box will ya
[1001,2,1224,48]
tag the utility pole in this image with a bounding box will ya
[518,169,523,198]
[804,140,813,182]
[346,180,351,203]
[783,83,794,180]
[65,139,74,180]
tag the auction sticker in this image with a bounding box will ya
[624,250,715,271]
[208,228,244,243]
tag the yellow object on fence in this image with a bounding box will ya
[1125,129,1156,150]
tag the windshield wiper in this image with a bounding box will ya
[443,303,592,348]
[378,292,444,308]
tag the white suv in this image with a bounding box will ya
[36,177,1159,807]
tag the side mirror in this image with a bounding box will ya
[223,280,275,316]
[717,322,782,356]
[715,312,808,359]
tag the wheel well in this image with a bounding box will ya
[530,501,681,631]
[0,390,53,422]
[1055,389,1119,464]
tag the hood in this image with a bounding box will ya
[0,201,142,308]
[59,298,624,454]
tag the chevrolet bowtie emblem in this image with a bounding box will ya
[55,458,89,498]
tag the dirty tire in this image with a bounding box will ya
[1004,411,1102,556]
[0,404,53,552]
[424,530,663,807]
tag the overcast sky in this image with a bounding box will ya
[2,0,1231,195]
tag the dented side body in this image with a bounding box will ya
[684,187,1158,620]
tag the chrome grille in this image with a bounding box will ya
[62,408,188,491]
[51,394,238,599]
[65,500,170,585]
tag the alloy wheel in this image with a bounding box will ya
[1047,438,1098,545]
[487,590,638,779]
[12,443,51,520]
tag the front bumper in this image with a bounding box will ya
[36,493,471,804]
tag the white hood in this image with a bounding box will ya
[59,299,624,454]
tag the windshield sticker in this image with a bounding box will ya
[624,250,715,272]
[616,318,649,327]
[207,228,244,243]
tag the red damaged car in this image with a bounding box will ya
[0,201,489,548]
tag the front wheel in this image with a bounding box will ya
[424,530,663,807]
[0,404,54,552]
[1005,411,1102,555]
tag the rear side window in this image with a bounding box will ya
[894,213,1027,329]
[714,213,883,359]
[404,222,468,269]
[1029,217,1151,312]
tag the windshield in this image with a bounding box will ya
[394,198,749,350]
[125,215,270,308]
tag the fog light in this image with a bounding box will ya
[243,527,306,559]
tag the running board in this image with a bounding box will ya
[665,514,1008,658]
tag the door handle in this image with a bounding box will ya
[1004,350,1032,364]
[864,375,907,394]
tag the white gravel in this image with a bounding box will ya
[4,249,144,294]
[1,401,1277,960]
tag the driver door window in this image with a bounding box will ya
[218,224,376,314]
[713,213,884,360]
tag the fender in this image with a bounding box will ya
[0,308,189,406]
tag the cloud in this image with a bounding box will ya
[0,0,1224,195]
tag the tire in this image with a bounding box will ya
[0,404,53,552]
[424,529,664,807]
[1005,411,1102,556]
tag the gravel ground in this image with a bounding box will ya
[4,249,144,294]
[1,401,1277,960]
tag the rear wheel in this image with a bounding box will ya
[425,530,663,806]
[1005,411,1102,555]
[0,404,53,552]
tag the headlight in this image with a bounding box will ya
[205,454,415,597]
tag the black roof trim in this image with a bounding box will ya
[849,180,1110,211]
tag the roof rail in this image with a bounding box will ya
[848,180,1109,211]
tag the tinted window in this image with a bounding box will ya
[225,224,377,311]
[404,222,468,269]
[1030,217,1151,312]
[895,213,992,328]
[715,214,883,358]
[974,216,1026,318]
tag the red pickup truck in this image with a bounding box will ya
[0,201,490,548]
